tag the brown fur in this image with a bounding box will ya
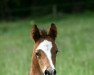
[29,24,57,75]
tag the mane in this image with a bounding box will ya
[40,29,47,38]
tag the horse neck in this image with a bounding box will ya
[29,53,43,75]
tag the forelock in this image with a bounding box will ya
[40,29,47,38]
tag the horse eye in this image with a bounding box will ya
[56,49,58,54]
[35,51,41,57]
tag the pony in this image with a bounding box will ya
[29,23,58,75]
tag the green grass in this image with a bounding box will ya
[0,12,94,75]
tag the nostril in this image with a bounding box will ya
[45,69,56,75]
[45,70,50,75]
[54,69,56,75]
[45,70,48,75]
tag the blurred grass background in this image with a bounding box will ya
[0,12,94,75]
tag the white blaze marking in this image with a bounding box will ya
[36,40,55,72]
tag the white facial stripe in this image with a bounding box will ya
[36,40,55,71]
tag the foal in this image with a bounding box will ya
[29,24,58,75]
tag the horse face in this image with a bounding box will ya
[35,39,58,75]
[31,23,57,75]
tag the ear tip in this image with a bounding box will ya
[51,23,56,28]
[51,23,56,27]
[33,24,37,28]
[51,23,55,26]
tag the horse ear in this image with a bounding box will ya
[31,24,41,42]
[48,23,57,40]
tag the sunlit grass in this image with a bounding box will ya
[0,12,94,75]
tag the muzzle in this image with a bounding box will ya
[44,68,56,75]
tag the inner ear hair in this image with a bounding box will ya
[31,24,41,42]
[48,23,57,40]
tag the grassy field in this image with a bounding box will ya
[0,12,94,75]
